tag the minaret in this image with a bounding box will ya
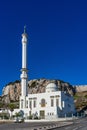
[20,26,28,109]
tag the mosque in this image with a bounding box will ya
[13,28,75,119]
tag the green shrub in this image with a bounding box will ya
[84,95,87,98]
[28,115,33,119]
[34,116,38,119]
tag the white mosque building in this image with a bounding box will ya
[13,28,75,119]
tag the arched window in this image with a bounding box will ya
[41,99,46,107]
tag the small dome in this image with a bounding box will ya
[46,83,58,93]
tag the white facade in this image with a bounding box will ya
[13,28,76,119]
[19,83,75,119]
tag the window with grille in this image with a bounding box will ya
[33,100,36,108]
[51,99,54,107]
[29,100,32,109]
[56,98,59,106]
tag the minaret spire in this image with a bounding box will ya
[24,25,26,33]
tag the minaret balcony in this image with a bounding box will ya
[20,73,28,79]
[21,68,28,72]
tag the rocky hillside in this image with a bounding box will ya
[74,91,87,111]
[2,78,87,112]
[2,78,75,103]
[2,80,21,104]
[73,85,87,112]
[75,85,87,93]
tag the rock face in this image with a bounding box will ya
[2,78,75,103]
[28,79,75,95]
[73,85,87,112]
[75,85,87,93]
[2,79,87,112]
[2,81,21,103]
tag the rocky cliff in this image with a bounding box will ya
[2,78,75,103]
[2,79,87,112]
[75,85,87,92]
[73,85,87,112]
[2,80,21,103]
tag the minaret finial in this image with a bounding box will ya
[24,25,26,33]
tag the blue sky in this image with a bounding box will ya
[0,0,87,95]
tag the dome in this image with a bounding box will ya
[46,83,58,93]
